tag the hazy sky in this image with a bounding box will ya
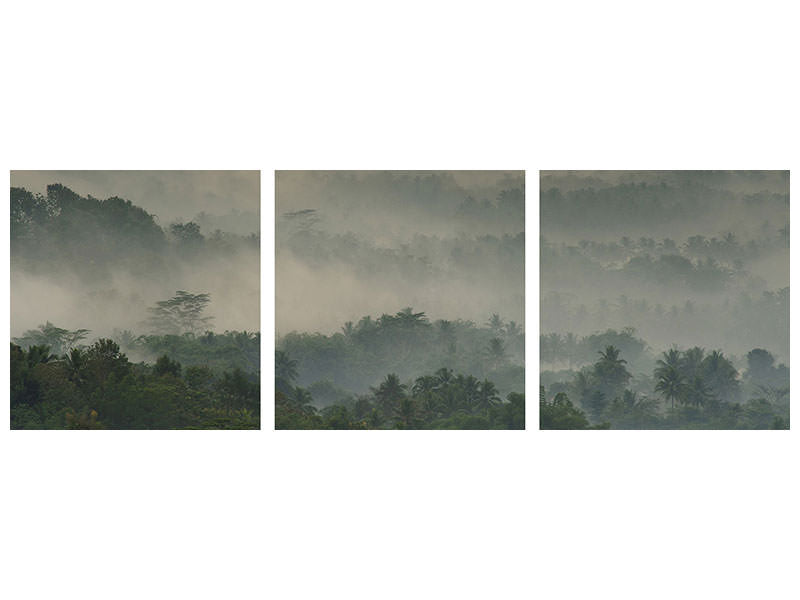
[276,170,525,335]
[10,170,260,226]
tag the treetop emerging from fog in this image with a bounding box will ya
[10,170,259,231]
[540,170,789,430]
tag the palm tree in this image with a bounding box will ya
[416,392,443,421]
[367,408,384,428]
[275,350,298,383]
[439,385,463,417]
[701,350,740,401]
[475,379,500,413]
[64,347,86,384]
[684,376,712,408]
[487,313,504,336]
[657,348,682,371]
[459,375,481,412]
[570,369,593,409]
[352,397,374,420]
[396,397,417,428]
[290,386,316,414]
[681,347,705,379]
[341,321,354,338]
[372,373,407,417]
[395,307,428,329]
[540,333,563,364]
[608,390,659,429]
[597,345,624,365]
[564,332,578,367]
[654,364,685,410]
[434,367,454,387]
[593,346,632,395]
[486,338,506,370]
[412,375,438,396]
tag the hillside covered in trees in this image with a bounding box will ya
[10,173,260,429]
[276,171,525,429]
[540,171,789,429]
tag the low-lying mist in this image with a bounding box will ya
[10,174,260,347]
[276,171,525,335]
[540,170,789,364]
[11,253,260,339]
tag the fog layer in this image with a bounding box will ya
[541,170,789,363]
[276,170,525,335]
[11,173,260,340]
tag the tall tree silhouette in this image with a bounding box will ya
[486,338,506,370]
[654,363,685,410]
[147,291,213,335]
[275,350,299,383]
[372,373,407,418]
[592,345,631,399]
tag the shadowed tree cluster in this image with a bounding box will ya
[279,308,524,402]
[11,184,259,289]
[276,351,524,430]
[541,342,788,430]
[11,325,260,429]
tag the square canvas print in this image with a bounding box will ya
[276,171,525,429]
[10,171,260,429]
[540,170,789,429]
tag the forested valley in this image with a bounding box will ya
[276,171,525,429]
[11,177,260,429]
[540,171,789,429]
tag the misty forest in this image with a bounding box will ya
[540,171,789,429]
[10,172,260,429]
[276,171,525,429]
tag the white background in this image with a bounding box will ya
[1,1,798,598]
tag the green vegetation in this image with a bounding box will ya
[11,292,260,430]
[11,183,259,283]
[277,356,524,430]
[540,332,788,430]
[279,308,523,400]
[11,330,259,430]
[276,308,524,429]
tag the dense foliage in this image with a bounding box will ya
[277,308,524,401]
[11,333,259,430]
[541,172,789,234]
[540,171,788,430]
[276,352,524,430]
[540,336,788,430]
[11,184,259,284]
